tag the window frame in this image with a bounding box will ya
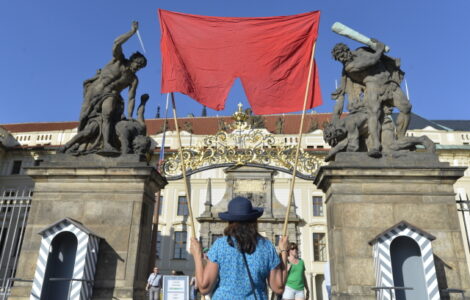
[312,196,324,217]
[313,232,327,262]
[11,161,22,175]
[156,231,162,259]
[173,231,187,260]
[177,196,189,216]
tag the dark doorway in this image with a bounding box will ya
[40,232,78,300]
[391,236,428,300]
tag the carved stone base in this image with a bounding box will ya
[314,153,470,299]
[9,154,167,300]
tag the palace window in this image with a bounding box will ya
[156,231,162,259]
[11,161,22,175]
[3,190,17,198]
[2,190,17,213]
[313,233,327,262]
[177,196,188,216]
[312,196,324,217]
[173,231,187,259]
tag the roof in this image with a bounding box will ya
[2,113,469,136]
[431,120,470,131]
[1,114,335,135]
[144,113,334,135]
[368,220,436,245]
[38,217,103,239]
[392,113,449,131]
[1,122,79,133]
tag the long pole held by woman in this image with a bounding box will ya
[171,92,197,238]
[191,196,289,300]
[282,42,317,237]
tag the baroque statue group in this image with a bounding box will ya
[59,20,435,161]
[60,21,151,156]
[324,26,435,161]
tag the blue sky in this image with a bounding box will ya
[1,0,469,124]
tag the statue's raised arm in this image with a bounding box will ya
[113,21,139,61]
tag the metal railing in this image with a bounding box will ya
[457,193,470,254]
[0,188,32,300]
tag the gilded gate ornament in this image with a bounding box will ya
[162,104,324,180]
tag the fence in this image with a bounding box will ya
[0,188,32,300]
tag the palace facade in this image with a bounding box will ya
[0,109,469,300]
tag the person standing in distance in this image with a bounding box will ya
[146,267,162,300]
[283,243,309,300]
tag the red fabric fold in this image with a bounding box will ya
[159,9,322,114]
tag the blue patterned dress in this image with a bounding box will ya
[207,236,280,300]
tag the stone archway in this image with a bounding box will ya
[197,166,300,249]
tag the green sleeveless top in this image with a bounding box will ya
[286,258,305,290]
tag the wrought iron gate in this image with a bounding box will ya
[0,187,32,299]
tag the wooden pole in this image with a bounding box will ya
[171,92,197,238]
[282,42,317,236]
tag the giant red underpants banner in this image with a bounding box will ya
[159,9,322,115]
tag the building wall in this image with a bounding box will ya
[1,120,470,299]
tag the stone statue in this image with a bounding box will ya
[60,21,147,155]
[275,117,284,134]
[183,121,193,133]
[245,108,265,129]
[308,117,319,132]
[116,94,150,155]
[218,119,229,132]
[331,39,411,158]
[323,97,435,162]
[0,127,20,148]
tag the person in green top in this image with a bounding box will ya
[283,243,309,300]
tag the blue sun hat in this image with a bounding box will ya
[218,196,264,221]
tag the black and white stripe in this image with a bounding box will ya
[30,218,101,300]
[371,222,439,300]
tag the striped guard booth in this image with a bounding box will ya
[30,218,102,300]
[369,221,440,300]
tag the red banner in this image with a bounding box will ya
[159,9,322,114]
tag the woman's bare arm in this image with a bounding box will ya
[190,237,219,295]
[268,236,289,294]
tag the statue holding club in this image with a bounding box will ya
[329,22,413,158]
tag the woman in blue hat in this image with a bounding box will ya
[190,196,289,300]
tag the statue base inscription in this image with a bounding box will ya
[314,152,470,300]
[9,154,167,300]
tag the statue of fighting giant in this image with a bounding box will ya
[325,22,435,160]
[60,21,147,155]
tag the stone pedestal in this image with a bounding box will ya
[314,152,470,300]
[10,154,167,300]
